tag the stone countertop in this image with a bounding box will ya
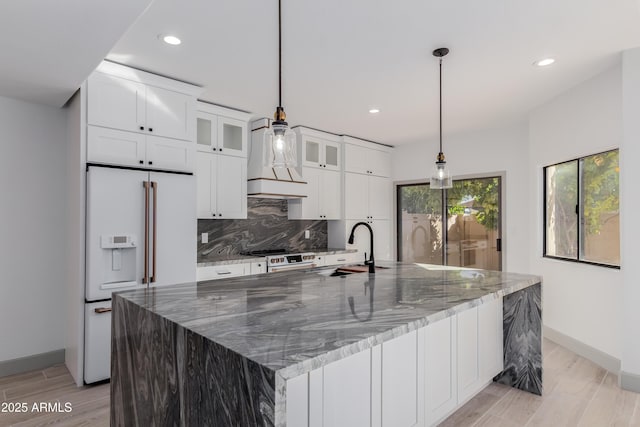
[115,262,540,380]
[197,248,357,267]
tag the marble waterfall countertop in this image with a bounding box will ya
[196,248,357,267]
[115,262,540,381]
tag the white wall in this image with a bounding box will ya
[392,122,530,273]
[528,64,622,359]
[0,95,68,362]
[621,48,640,378]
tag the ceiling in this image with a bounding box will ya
[3,1,640,146]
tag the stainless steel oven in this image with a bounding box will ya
[266,252,317,272]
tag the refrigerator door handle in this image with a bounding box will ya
[143,181,150,284]
[151,181,158,283]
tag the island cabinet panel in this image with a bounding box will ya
[424,316,458,426]
[457,306,482,403]
[380,330,424,427]
[321,350,371,427]
[286,373,309,427]
[479,298,504,380]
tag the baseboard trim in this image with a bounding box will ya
[620,371,640,393]
[543,326,620,375]
[0,349,65,378]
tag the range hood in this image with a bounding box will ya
[247,118,307,199]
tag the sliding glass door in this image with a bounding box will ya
[397,176,502,271]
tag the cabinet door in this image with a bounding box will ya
[344,172,369,220]
[381,331,423,427]
[479,298,503,381]
[322,350,371,427]
[87,72,145,133]
[321,170,341,219]
[368,175,391,220]
[87,126,146,168]
[145,85,193,141]
[303,137,323,168]
[196,111,218,153]
[217,116,247,157]
[344,143,368,174]
[196,153,214,218]
[424,316,458,426]
[298,167,321,219]
[368,149,391,177]
[457,306,482,403]
[323,141,341,171]
[216,155,247,219]
[145,136,193,172]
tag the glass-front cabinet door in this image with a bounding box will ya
[217,116,247,157]
[196,112,217,153]
[302,137,341,170]
[323,141,341,171]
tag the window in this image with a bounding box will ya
[544,149,620,267]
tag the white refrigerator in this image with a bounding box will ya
[84,165,195,383]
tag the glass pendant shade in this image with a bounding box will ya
[264,122,297,168]
[430,160,452,189]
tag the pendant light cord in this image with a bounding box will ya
[439,57,443,154]
[278,0,282,108]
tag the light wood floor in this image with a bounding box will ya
[0,339,638,426]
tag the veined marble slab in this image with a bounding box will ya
[115,263,540,380]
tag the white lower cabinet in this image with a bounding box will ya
[457,306,482,403]
[284,299,503,427]
[381,331,423,427]
[424,315,458,425]
[196,264,247,281]
[321,350,371,427]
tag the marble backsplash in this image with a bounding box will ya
[197,199,327,262]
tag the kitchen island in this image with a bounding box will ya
[110,263,542,427]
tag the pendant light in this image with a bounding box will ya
[430,47,453,190]
[264,0,297,168]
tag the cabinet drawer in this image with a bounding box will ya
[197,264,246,281]
[323,253,359,266]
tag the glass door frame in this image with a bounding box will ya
[394,172,505,270]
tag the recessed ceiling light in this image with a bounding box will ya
[162,35,182,46]
[369,108,380,114]
[534,58,555,67]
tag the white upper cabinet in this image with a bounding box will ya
[289,127,343,220]
[87,64,197,142]
[289,168,341,220]
[86,61,201,172]
[195,103,250,220]
[196,103,248,157]
[343,138,391,177]
[344,172,391,221]
[196,152,247,219]
[295,127,341,171]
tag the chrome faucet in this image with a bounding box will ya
[348,222,375,274]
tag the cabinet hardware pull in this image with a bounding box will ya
[148,161,153,165]
[218,213,222,217]
[148,128,153,132]
[151,181,157,283]
[217,271,231,275]
[337,258,346,262]
[139,126,144,131]
[143,181,150,283]
[213,147,217,151]
[94,307,112,314]
[219,148,223,152]
[139,160,144,164]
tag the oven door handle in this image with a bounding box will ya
[269,263,317,273]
